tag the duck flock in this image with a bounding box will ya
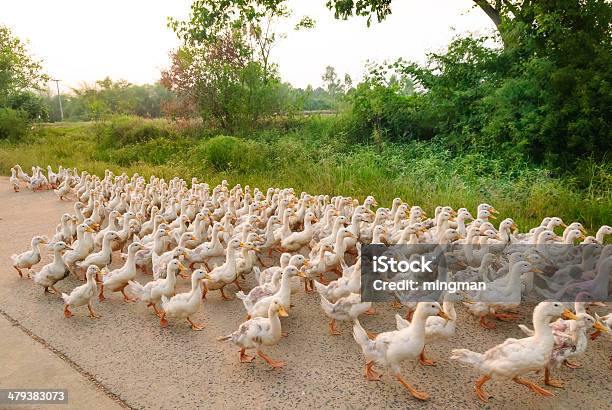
[7,164,612,403]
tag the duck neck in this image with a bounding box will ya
[407,308,429,338]
[334,234,347,254]
[575,301,587,315]
[225,246,237,267]
[32,241,42,256]
[505,267,522,290]
[211,229,221,246]
[317,246,326,261]
[86,273,98,289]
[190,277,203,302]
[101,237,113,255]
[53,249,67,268]
[120,218,130,235]
[165,268,177,286]
[443,301,457,321]
[278,273,291,295]
[126,247,138,269]
[533,307,555,342]
[593,259,611,287]
[324,212,333,229]
[268,309,282,335]
[153,234,166,255]
[331,221,342,237]
[596,228,606,243]
[264,222,275,244]
[75,208,84,223]
[348,261,361,285]
[478,257,490,276]
[303,217,313,232]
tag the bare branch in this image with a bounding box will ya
[472,0,502,29]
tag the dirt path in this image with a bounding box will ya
[0,177,610,409]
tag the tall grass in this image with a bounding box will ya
[0,117,610,232]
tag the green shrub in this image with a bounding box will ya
[196,135,268,172]
[95,137,190,166]
[98,116,172,148]
[0,108,30,141]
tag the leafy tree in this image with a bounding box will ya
[343,73,353,90]
[385,1,612,168]
[0,25,48,106]
[322,66,342,96]
[0,25,48,138]
[161,33,284,132]
[7,91,48,120]
[166,0,300,132]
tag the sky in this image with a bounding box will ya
[1,0,496,93]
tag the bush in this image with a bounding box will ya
[0,108,30,141]
[7,92,48,121]
[98,116,172,148]
[95,137,190,166]
[196,135,268,172]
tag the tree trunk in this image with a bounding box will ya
[472,0,507,46]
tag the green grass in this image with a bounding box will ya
[0,117,610,233]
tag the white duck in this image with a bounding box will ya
[14,164,30,183]
[62,265,102,319]
[218,299,288,368]
[314,253,361,303]
[99,242,144,302]
[236,270,282,312]
[64,224,96,272]
[463,261,536,329]
[32,241,73,294]
[9,167,20,191]
[247,266,300,319]
[519,310,606,387]
[352,302,449,401]
[160,269,211,330]
[11,236,47,278]
[76,231,119,272]
[280,211,318,251]
[186,222,225,270]
[320,292,372,336]
[451,301,569,402]
[395,291,459,366]
[202,238,244,301]
[127,259,185,316]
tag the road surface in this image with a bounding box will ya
[0,177,610,409]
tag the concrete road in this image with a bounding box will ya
[0,178,610,410]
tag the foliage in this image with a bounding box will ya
[196,135,268,172]
[7,91,48,120]
[161,38,286,133]
[341,62,424,143]
[0,25,48,140]
[43,79,177,122]
[0,108,30,140]
[0,25,48,107]
[333,1,612,170]
[165,0,320,133]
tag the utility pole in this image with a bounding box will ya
[53,79,64,121]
